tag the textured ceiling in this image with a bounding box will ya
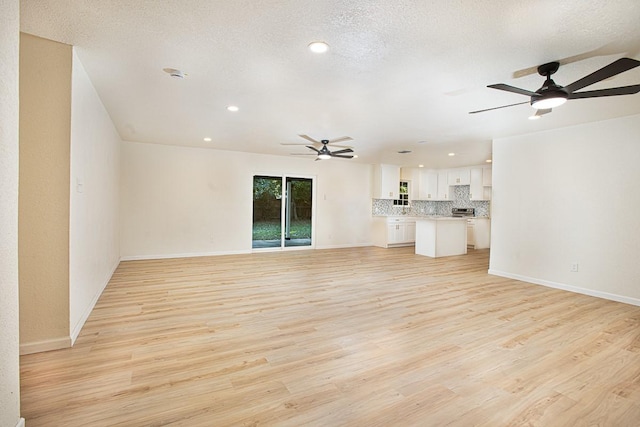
[20,0,640,168]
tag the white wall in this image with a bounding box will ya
[0,0,23,425]
[489,114,640,305]
[69,50,121,343]
[121,141,373,259]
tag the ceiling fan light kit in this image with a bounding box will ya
[470,57,640,115]
[530,91,568,109]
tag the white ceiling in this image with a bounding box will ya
[20,0,640,168]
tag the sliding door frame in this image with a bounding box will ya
[252,173,316,252]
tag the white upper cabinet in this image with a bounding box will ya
[373,164,400,199]
[419,171,439,200]
[448,168,471,186]
[483,167,492,186]
[378,164,490,201]
[437,170,451,200]
[470,168,484,200]
[471,167,492,200]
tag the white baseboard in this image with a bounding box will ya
[315,242,373,250]
[120,249,252,261]
[20,336,71,355]
[16,418,25,427]
[488,269,640,307]
[70,258,120,345]
[121,244,373,260]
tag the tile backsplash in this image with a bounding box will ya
[372,185,490,217]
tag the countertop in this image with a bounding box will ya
[373,215,489,220]
[416,216,468,221]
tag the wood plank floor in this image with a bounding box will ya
[20,247,640,426]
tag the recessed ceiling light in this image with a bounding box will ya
[227,105,239,112]
[418,164,424,168]
[486,159,492,163]
[448,153,455,156]
[308,41,329,53]
[353,155,359,159]
[203,137,212,142]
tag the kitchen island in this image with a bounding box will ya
[415,217,468,258]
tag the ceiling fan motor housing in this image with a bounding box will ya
[532,62,568,109]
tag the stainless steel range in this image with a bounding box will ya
[451,208,475,218]
[452,208,478,248]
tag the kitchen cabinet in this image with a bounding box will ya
[448,168,470,186]
[470,168,491,201]
[470,167,492,201]
[483,167,492,186]
[467,217,491,249]
[419,171,439,200]
[415,217,468,258]
[470,168,483,201]
[437,171,451,200]
[372,217,416,248]
[373,164,400,199]
[405,220,416,243]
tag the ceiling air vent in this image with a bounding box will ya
[162,68,186,79]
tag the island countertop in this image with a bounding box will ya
[415,216,468,221]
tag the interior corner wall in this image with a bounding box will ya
[0,0,23,425]
[19,33,72,353]
[69,49,121,343]
[489,113,640,305]
[120,141,373,259]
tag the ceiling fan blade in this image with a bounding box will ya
[327,136,353,144]
[281,143,313,146]
[290,153,316,156]
[535,108,552,117]
[330,148,354,155]
[488,83,538,97]
[568,84,640,99]
[564,58,640,93]
[298,134,321,144]
[469,101,530,114]
[331,154,354,159]
[306,145,321,153]
[512,41,640,78]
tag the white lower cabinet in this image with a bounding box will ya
[467,218,491,249]
[373,217,417,248]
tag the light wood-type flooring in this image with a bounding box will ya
[20,247,640,426]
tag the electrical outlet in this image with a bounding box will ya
[570,263,579,272]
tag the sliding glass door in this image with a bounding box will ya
[252,175,314,249]
[252,176,283,248]
[284,177,312,247]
